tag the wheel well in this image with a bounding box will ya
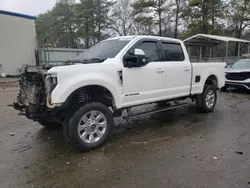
[63,85,114,109]
[205,75,218,89]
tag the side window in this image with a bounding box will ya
[162,42,185,61]
[136,41,161,62]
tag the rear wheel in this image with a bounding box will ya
[68,102,113,152]
[196,84,217,113]
[38,119,62,129]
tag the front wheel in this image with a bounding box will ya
[68,102,113,152]
[196,84,217,113]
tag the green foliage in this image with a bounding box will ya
[182,0,225,37]
[227,0,250,37]
[36,0,113,48]
[36,0,78,48]
[35,0,250,49]
[132,0,169,36]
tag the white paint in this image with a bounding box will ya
[134,48,145,56]
[48,36,226,109]
[191,62,226,94]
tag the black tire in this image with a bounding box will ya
[38,119,62,129]
[196,84,217,113]
[68,102,113,152]
[63,104,82,139]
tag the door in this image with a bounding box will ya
[122,40,165,106]
[160,41,192,97]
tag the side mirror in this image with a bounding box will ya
[124,49,147,68]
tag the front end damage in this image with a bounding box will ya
[13,65,61,122]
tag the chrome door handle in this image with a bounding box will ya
[157,69,165,73]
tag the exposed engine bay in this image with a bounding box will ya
[14,65,49,119]
[13,62,74,119]
[15,61,77,108]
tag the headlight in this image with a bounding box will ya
[45,74,58,94]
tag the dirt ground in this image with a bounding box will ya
[0,90,250,188]
[0,78,19,92]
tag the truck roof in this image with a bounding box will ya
[105,35,182,43]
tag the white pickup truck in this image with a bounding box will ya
[14,35,225,151]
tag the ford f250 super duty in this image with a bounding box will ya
[13,35,226,151]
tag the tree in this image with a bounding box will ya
[76,0,95,48]
[132,0,169,36]
[172,0,187,38]
[35,0,250,54]
[174,0,181,38]
[227,0,250,39]
[182,0,224,37]
[76,0,114,48]
[94,0,114,42]
[36,0,114,49]
[160,3,175,37]
[51,0,77,48]
[225,0,250,55]
[36,0,77,48]
[110,0,135,36]
[36,11,54,48]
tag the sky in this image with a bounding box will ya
[1,0,57,16]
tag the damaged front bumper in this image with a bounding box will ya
[13,65,61,120]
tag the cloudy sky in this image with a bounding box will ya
[1,0,57,16]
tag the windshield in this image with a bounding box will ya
[77,39,131,61]
[232,59,250,69]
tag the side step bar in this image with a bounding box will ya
[123,103,189,120]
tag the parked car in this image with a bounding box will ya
[223,59,250,90]
[13,35,226,151]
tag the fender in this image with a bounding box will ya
[197,69,219,94]
[203,65,225,88]
[191,63,225,94]
[50,72,123,108]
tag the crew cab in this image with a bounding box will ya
[13,36,225,151]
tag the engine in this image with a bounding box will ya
[15,66,47,116]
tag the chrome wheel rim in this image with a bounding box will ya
[205,89,215,109]
[78,110,107,143]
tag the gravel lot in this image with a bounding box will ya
[0,90,250,188]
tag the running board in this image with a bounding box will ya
[123,103,189,120]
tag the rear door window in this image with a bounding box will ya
[161,42,185,61]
